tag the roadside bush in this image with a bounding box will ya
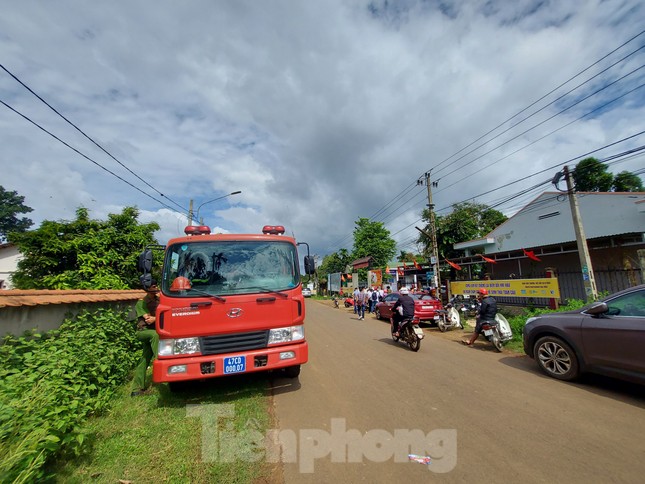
[506,298,588,342]
[0,309,140,482]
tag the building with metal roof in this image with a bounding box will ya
[453,191,645,300]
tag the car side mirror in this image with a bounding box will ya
[586,302,608,316]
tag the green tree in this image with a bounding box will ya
[351,218,396,268]
[9,207,160,289]
[318,248,352,276]
[573,157,613,192]
[0,186,33,242]
[612,171,644,192]
[418,202,507,261]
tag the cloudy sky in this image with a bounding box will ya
[1,0,644,261]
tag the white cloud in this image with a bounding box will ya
[1,0,643,259]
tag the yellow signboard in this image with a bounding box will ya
[450,278,560,299]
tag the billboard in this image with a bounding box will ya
[450,278,560,299]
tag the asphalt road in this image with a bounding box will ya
[271,299,645,483]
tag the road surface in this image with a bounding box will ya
[271,299,645,483]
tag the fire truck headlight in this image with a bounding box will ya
[158,337,201,356]
[268,325,305,345]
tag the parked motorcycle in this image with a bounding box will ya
[480,314,513,352]
[390,317,424,352]
[450,295,479,319]
[436,304,463,332]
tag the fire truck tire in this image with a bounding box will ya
[284,365,301,378]
[168,381,190,393]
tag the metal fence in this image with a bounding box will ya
[493,269,643,307]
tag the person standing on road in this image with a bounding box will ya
[462,288,497,346]
[353,286,360,314]
[131,279,160,396]
[356,287,367,320]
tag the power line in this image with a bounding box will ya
[0,63,187,213]
[0,98,190,217]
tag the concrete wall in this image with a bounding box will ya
[1,300,139,337]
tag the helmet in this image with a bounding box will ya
[399,287,409,295]
[477,288,488,296]
[170,276,192,292]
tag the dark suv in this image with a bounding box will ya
[523,284,645,384]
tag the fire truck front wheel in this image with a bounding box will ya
[283,365,301,378]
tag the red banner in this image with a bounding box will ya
[477,253,497,264]
[445,259,462,270]
[523,249,542,262]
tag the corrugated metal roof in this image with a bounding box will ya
[0,289,145,309]
[455,191,645,254]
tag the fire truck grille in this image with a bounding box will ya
[200,330,270,355]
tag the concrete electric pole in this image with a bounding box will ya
[563,166,598,301]
[419,171,440,289]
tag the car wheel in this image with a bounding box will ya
[534,336,580,381]
[375,308,382,320]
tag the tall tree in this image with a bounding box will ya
[0,186,33,243]
[418,202,507,261]
[612,171,644,192]
[351,218,396,268]
[318,248,352,276]
[573,157,613,192]
[9,207,160,289]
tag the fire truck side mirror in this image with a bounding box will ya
[139,273,153,289]
[138,249,153,273]
[304,255,316,275]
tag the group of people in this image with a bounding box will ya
[352,286,385,319]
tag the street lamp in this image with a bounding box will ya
[194,190,241,224]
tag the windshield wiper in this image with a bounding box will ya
[238,286,289,299]
[186,288,227,302]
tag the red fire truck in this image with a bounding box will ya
[138,224,315,389]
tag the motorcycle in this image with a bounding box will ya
[436,304,463,332]
[480,314,513,352]
[344,297,354,308]
[390,316,424,352]
[331,296,340,309]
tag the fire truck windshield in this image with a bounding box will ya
[161,240,300,297]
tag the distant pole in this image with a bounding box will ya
[564,166,598,300]
[188,199,194,226]
[423,172,440,289]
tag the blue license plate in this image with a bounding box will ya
[223,356,246,374]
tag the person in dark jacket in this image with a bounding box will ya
[392,287,415,337]
[462,288,497,346]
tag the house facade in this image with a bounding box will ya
[0,243,22,290]
[453,192,645,301]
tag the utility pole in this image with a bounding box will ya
[419,172,440,289]
[563,166,598,301]
[188,199,194,226]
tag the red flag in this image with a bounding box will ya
[523,248,542,262]
[397,266,405,276]
[347,273,352,279]
[341,274,346,282]
[413,259,422,270]
[386,265,391,273]
[477,253,497,264]
[445,259,462,270]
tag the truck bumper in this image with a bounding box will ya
[152,342,308,383]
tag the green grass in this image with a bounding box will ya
[52,373,278,484]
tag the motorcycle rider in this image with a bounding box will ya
[392,287,415,337]
[462,288,497,346]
